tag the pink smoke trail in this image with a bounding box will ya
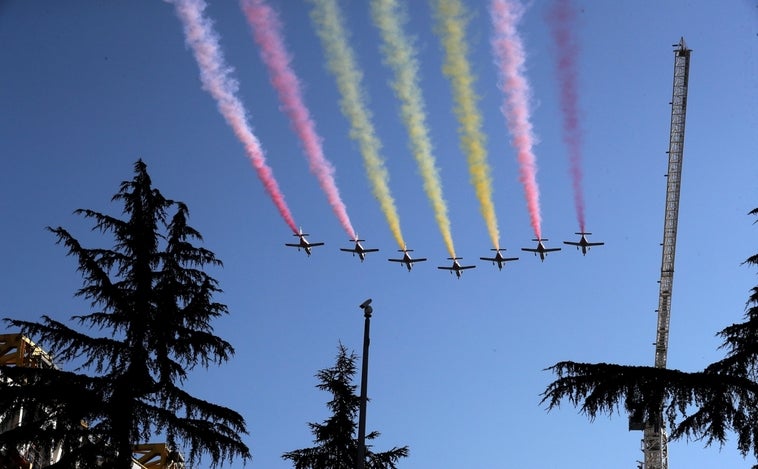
[169,0,298,233]
[490,0,542,239]
[241,0,357,240]
[547,0,585,233]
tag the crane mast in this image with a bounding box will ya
[641,37,691,469]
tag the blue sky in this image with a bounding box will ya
[2,1,757,468]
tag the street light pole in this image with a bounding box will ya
[357,298,372,469]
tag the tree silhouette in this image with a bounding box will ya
[282,343,408,469]
[541,208,758,467]
[1,160,251,469]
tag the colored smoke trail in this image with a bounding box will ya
[308,0,405,249]
[370,0,456,258]
[489,0,542,239]
[547,0,585,233]
[431,0,500,251]
[241,0,357,240]
[169,0,297,233]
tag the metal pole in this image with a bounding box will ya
[357,299,372,469]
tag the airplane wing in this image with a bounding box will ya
[363,249,380,253]
[460,265,476,270]
[563,241,580,247]
[544,248,561,252]
[480,257,497,262]
[340,248,357,253]
[437,266,454,270]
[587,242,604,246]
[388,258,404,263]
[310,242,325,247]
[411,258,427,263]
[285,243,300,247]
[521,248,538,253]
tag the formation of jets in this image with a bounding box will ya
[437,257,476,278]
[286,228,605,274]
[563,232,605,255]
[339,237,379,262]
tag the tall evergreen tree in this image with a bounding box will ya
[282,343,409,469]
[1,160,251,468]
[541,208,758,467]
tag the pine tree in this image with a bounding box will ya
[1,160,251,468]
[282,343,409,469]
[541,208,758,467]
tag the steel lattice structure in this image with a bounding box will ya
[0,334,184,469]
[641,37,691,469]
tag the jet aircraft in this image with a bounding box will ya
[340,237,379,262]
[437,257,476,278]
[563,232,604,255]
[285,228,324,256]
[480,248,519,270]
[388,247,427,272]
[521,238,561,262]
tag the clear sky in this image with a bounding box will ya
[2,1,757,468]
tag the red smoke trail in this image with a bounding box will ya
[241,0,357,240]
[169,0,298,233]
[490,0,542,239]
[547,0,585,233]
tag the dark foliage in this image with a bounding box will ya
[1,160,251,468]
[282,344,409,469]
[541,208,758,467]
[0,363,111,468]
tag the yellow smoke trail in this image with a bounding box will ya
[308,0,405,249]
[370,0,456,258]
[432,0,500,250]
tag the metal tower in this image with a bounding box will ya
[641,37,692,469]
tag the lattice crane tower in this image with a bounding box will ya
[641,37,692,469]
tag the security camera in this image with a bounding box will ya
[360,298,372,309]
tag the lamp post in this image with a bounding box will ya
[356,298,372,469]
